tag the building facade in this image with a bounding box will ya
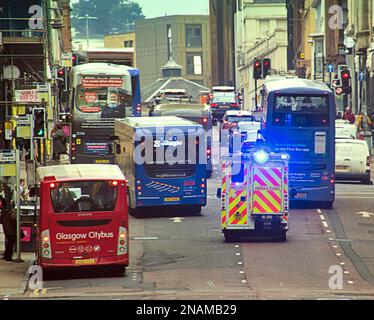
[235,0,288,109]
[103,32,136,66]
[209,0,237,87]
[135,15,212,88]
[0,0,72,148]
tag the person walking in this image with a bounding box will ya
[342,107,356,124]
[0,200,17,262]
[51,123,67,161]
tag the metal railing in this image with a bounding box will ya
[0,17,45,38]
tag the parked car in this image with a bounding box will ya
[335,139,371,184]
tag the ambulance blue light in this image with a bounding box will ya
[253,150,269,164]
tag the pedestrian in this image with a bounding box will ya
[0,199,17,262]
[51,123,67,161]
[342,107,356,124]
[356,112,373,132]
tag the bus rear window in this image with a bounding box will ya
[50,181,117,213]
[273,95,329,127]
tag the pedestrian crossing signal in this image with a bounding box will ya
[32,108,46,139]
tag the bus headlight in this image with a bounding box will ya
[253,150,269,164]
[281,154,289,160]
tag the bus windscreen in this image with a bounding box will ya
[75,85,132,120]
[272,95,329,127]
[50,181,118,213]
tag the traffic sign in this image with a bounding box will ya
[0,149,16,177]
[327,64,334,73]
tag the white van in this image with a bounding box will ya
[335,139,371,184]
[335,120,357,139]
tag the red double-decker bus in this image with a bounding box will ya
[36,164,129,274]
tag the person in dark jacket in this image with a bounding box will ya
[1,202,16,262]
[342,107,356,124]
[51,124,67,161]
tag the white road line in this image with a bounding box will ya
[317,209,322,214]
[322,221,329,228]
[319,215,326,221]
[238,261,243,265]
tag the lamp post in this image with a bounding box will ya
[78,14,97,49]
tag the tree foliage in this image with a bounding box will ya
[71,0,145,36]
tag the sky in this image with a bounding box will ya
[135,0,209,18]
[70,0,209,18]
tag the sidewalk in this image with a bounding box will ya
[0,225,34,297]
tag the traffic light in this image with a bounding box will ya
[32,108,46,139]
[340,68,351,95]
[253,59,262,80]
[262,58,271,78]
[57,67,65,78]
[72,53,78,66]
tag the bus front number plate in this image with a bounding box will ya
[74,258,98,266]
[165,197,180,202]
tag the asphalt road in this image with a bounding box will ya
[14,127,374,300]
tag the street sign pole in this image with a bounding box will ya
[14,149,24,263]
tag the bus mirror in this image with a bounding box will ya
[116,144,121,155]
[110,135,119,141]
[108,144,113,155]
[216,188,222,198]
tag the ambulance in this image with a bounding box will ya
[217,149,289,242]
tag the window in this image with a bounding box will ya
[186,53,203,75]
[185,24,202,48]
[51,181,118,213]
[124,40,133,48]
[167,24,172,60]
[272,95,329,127]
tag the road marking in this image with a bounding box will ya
[348,281,354,285]
[319,215,326,221]
[336,253,342,257]
[238,261,243,265]
[239,271,245,274]
[344,271,350,274]
[326,230,331,233]
[317,209,322,214]
[241,280,247,284]
[170,217,184,223]
[322,221,329,228]
[234,245,240,248]
[207,281,216,288]
[356,211,374,218]
[236,253,241,256]
[3,295,9,300]
[340,262,345,266]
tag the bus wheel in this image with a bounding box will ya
[108,265,126,275]
[319,201,333,209]
[207,170,212,179]
[274,231,287,242]
[224,232,237,243]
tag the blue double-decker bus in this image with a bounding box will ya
[260,78,336,208]
[114,116,207,214]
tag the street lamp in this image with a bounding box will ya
[77,14,97,49]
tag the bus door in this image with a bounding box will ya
[39,179,128,267]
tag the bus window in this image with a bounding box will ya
[51,181,118,213]
[273,95,329,127]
